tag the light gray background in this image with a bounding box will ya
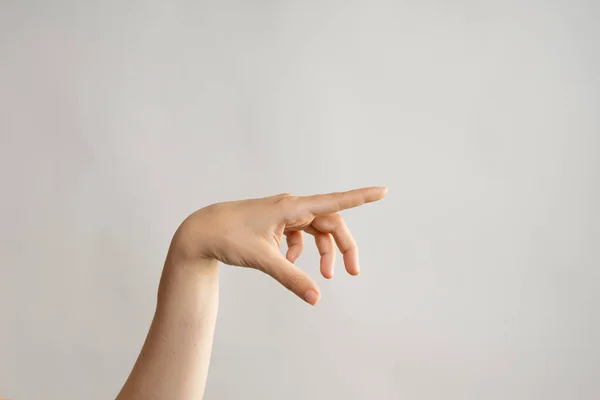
[1,1,599,399]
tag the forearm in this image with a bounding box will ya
[116,255,219,400]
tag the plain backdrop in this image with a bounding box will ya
[1,1,599,399]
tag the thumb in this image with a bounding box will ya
[261,247,321,306]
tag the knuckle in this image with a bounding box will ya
[274,193,300,212]
[284,274,304,291]
[274,193,297,204]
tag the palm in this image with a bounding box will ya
[190,187,387,305]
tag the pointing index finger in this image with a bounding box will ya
[301,186,387,216]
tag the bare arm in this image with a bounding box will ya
[116,187,387,399]
[115,255,219,399]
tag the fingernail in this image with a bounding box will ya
[304,290,320,306]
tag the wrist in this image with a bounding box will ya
[158,250,219,306]
[164,244,218,277]
[168,212,218,264]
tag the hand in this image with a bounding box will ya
[170,187,387,305]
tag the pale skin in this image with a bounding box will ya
[116,186,387,399]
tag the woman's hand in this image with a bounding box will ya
[169,186,387,305]
[117,187,387,400]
